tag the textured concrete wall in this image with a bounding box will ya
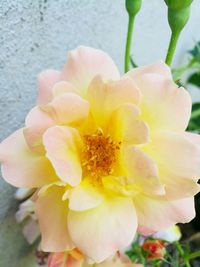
[0,1,200,266]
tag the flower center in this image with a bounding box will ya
[82,130,121,180]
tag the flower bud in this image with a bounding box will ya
[142,240,166,260]
[164,0,193,33]
[126,0,142,17]
[165,0,192,9]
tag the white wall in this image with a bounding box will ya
[0,1,200,266]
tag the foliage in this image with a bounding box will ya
[126,236,200,267]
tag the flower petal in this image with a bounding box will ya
[68,182,104,211]
[127,61,172,80]
[109,103,149,145]
[68,197,137,262]
[16,199,35,222]
[15,188,35,200]
[24,93,89,153]
[60,46,120,96]
[22,219,40,244]
[88,76,140,129]
[122,146,165,196]
[24,106,55,153]
[52,81,78,97]
[184,132,200,146]
[0,129,57,188]
[146,131,200,179]
[131,73,191,131]
[37,69,60,105]
[43,126,82,186]
[98,262,141,267]
[159,169,200,200]
[45,93,90,125]
[153,225,181,243]
[35,185,74,252]
[48,251,83,267]
[134,195,195,232]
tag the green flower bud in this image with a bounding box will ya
[126,0,142,17]
[164,0,193,33]
[164,0,192,10]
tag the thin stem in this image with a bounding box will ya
[124,15,135,73]
[174,242,191,267]
[185,250,200,261]
[165,31,181,66]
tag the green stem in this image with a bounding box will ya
[165,31,181,66]
[185,251,200,261]
[125,15,135,73]
[174,242,191,267]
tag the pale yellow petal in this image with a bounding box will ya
[35,185,74,252]
[88,76,140,129]
[60,46,120,96]
[43,126,82,186]
[68,197,137,263]
[0,129,57,188]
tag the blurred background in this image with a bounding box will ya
[0,1,200,266]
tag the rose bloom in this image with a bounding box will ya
[0,46,200,263]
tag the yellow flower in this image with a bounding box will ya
[0,46,200,263]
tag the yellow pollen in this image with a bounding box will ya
[82,130,121,180]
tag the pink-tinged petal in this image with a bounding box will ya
[37,70,60,105]
[147,131,200,179]
[24,106,55,153]
[48,252,83,267]
[52,81,78,97]
[134,195,195,232]
[35,186,74,252]
[98,262,141,267]
[159,169,200,200]
[122,146,165,196]
[22,219,40,244]
[88,76,140,129]
[137,226,156,236]
[46,93,90,125]
[15,199,35,222]
[127,61,172,80]
[132,73,191,131]
[24,93,89,153]
[109,103,149,145]
[43,126,82,186]
[0,129,57,188]
[48,253,67,267]
[184,132,200,146]
[68,182,104,211]
[68,197,137,263]
[25,106,55,129]
[60,46,120,96]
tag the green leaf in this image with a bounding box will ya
[189,41,200,62]
[187,72,200,87]
[172,66,188,82]
[187,103,200,132]
[130,56,138,68]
